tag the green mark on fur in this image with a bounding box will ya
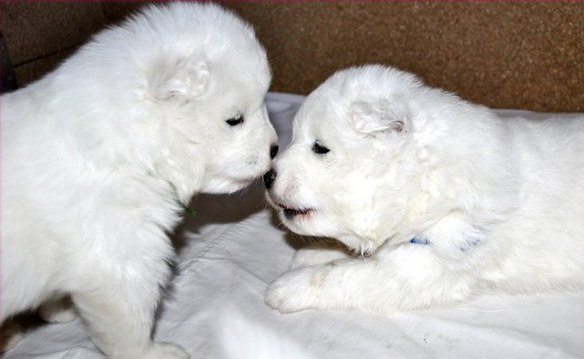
[171,183,196,218]
[184,206,197,218]
[179,202,197,218]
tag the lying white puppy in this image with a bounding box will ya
[264,65,584,314]
[1,3,276,358]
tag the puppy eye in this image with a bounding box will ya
[226,115,244,126]
[312,141,330,154]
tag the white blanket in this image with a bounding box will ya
[6,93,584,359]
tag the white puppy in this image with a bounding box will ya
[1,3,276,358]
[264,65,584,314]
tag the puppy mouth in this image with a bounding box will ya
[267,192,314,220]
[275,202,313,219]
[233,172,266,186]
[235,177,257,185]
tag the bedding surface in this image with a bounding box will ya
[5,93,584,359]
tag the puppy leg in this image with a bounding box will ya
[290,245,350,270]
[72,259,188,359]
[266,245,478,314]
[267,212,494,313]
[73,281,188,359]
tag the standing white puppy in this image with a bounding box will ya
[264,65,584,314]
[1,3,276,358]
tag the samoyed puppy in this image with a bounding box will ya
[264,65,584,314]
[1,3,276,358]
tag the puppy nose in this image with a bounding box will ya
[270,144,279,159]
[263,169,277,190]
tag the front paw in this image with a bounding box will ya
[265,267,327,313]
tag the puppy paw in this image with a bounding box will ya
[141,343,190,359]
[265,267,326,313]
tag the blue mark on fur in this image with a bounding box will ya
[410,236,481,252]
[460,237,481,252]
[410,237,431,245]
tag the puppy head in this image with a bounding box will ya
[79,3,276,202]
[266,65,423,254]
[142,3,276,200]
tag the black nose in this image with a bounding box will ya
[270,144,279,159]
[264,169,277,190]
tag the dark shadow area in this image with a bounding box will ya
[170,179,269,252]
[1,32,18,93]
[1,313,50,353]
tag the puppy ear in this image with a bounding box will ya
[349,98,409,135]
[149,59,209,102]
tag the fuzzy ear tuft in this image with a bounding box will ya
[349,98,410,135]
[149,58,209,102]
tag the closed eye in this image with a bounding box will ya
[226,115,244,126]
[312,141,330,154]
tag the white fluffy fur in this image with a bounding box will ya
[1,3,275,358]
[219,308,315,359]
[265,65,584,314]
